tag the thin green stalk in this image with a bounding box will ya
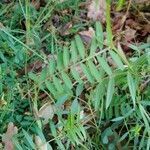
[106,1,113,48]
[25,0,31,45]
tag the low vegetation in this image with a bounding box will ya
[0,0,150,149]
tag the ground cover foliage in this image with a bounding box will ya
[0,0,150,149]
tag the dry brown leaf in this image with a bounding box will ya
[35,136,47,150]
[32,0,41,10]
[79,27,95,44]
[124,26,136,42]
[38,103,56,123]
[142,24,150,36]
[87,0,106,22]
[0,22,4,28]
[60,22,72,36]
[2,122,18,150]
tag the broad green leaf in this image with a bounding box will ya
[71,98,80,114]
[108,106,113,119]
[79,125,86,140]
[127,72,136,107]
[118,132,128,142]
[75,35,85,59]
[124,108,134,118]
[13,138,23,150]
[69,128,79,145]
[71,40,78,63]
[96,21,103,49]
[114,104,120,117]
[140,101,150,106]
[139,129,147,150]
[139,104,150,129]
[56,95,68,106]
[80,63,95,83]
[40,68,47,82]
[75,127,84,141]
[111,116,124,122]
[97,56,112,76]
[63,85,73,97]
[120,103,126,116]
[0,51,6,63]
[28,72,38,82]
[101,128,113,144]
[56,140,65,150]
[45,81,57,96]
[33,126,47,142]
[73,129,81,144]
[21,121,32,127]
[145,48,150,64]
[53,76,64,93]
[109,50,125,70]
[139,43,150,50]
[61,71,73,89]
[57,51,64,70]
[22,129,35,149]
[116,0,125,11]
[106,77,115,109]
[49,120,57,137]
[116,44,130,67]
[76,83,84,96]
[48,58,56,75]
[51,36,55,54]
[132,54,148,69]
[90,37,97,56]
[87,60,102,81]
[94,83,105,111]
[63,46,70,68]
[71,68,83,84]
[128,44,139,52]
[147,137,150,150]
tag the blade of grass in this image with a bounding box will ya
[106,77,115,109]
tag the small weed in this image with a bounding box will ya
[0,0,150,149]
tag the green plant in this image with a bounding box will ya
[26,21,150,149]
[0,0,150,150]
